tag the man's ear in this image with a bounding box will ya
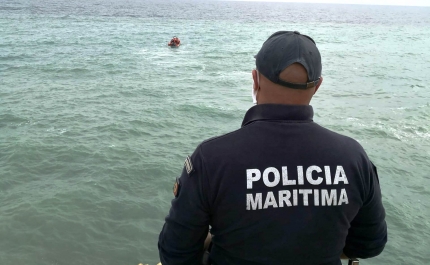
[314,76,323,95]
[252,69,259,91]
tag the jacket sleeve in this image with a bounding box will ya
[343,160,387,259]
[158,145,211,265]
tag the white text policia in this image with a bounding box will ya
[246,165,350,210]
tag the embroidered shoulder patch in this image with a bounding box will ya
[184,156,194,175]
[173,178,180,197]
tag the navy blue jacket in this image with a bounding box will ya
[159,104,387,265]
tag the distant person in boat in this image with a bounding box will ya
[169,36,180,46]
[158,31,387,265]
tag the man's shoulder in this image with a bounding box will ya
[313,122,365,150]
[199,127,245,147]
[302,122,372,163]
[188,128,246,166]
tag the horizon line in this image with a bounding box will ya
[220,0,430,7]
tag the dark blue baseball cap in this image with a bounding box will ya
[255,31,322,89]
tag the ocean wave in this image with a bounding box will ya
[176,103,242,120]
[0,54,32,61]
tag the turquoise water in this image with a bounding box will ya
[1,0,430,264]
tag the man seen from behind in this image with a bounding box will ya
[158,30,387,265]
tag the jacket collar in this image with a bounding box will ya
[241,104,314,127]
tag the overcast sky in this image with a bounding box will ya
[231,0,430,6]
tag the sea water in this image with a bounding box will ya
[1,0,429,264]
